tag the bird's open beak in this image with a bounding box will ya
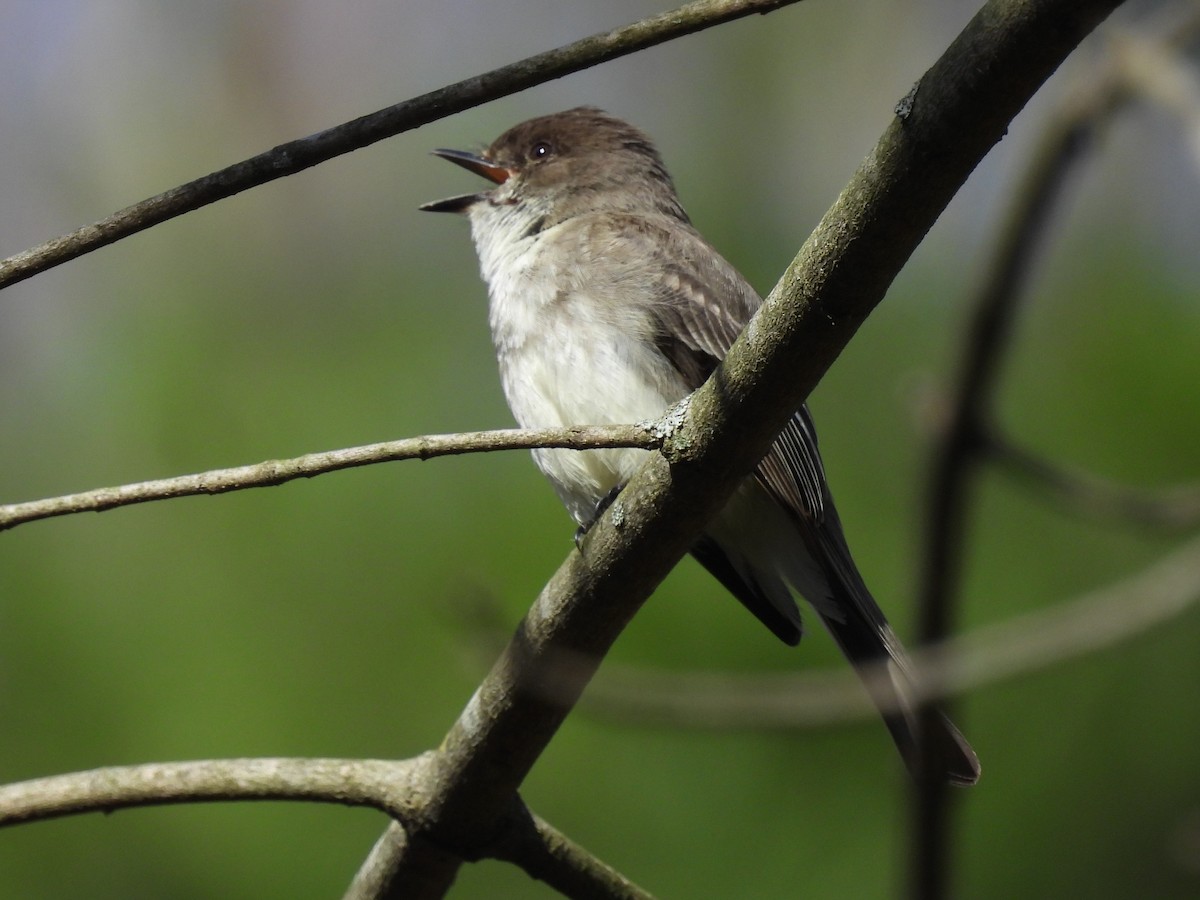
[430,148,511,184]
[419,149,511,213]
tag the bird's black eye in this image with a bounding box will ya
[530,140,553,159]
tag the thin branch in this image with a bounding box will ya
[579,528,1200,727]
[0,755,653,900]
[494,808,658,900]
[0,757,427,827]
[347,824,458,900]
[1112,27,1200,167]
[344,808,659,900]
[0,0,805,292]
[989,435,1200,530]
[357,1,1125,895]
[914,50,1108,674]
[0,424,658,532]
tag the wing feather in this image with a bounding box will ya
[550,213,980,784]
[585,214,832,528]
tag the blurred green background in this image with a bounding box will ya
[2,1,1199,897]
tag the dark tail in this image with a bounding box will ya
[746,406,979,784]
[818,608,980,786]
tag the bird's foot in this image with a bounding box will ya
[573,484,625,548]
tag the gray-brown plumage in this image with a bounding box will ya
[422,107,979,786]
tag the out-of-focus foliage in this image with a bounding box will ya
[1,2,1198,897]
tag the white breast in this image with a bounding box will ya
[468,207,687,524]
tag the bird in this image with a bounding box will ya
[420,106,979,786]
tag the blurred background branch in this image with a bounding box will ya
[913,11,1200,898]
[548,527,1200,726]
[989,435,1200,530]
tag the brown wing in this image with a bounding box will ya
[614,214,830,527]
[634,216,979,784]
[627,216,889,613]
[561,213,979,783]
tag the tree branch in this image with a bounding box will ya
[0,756,653,900]
[1112,24,1200,168]
[348,824,459,900]
[494,810,658,900]
[989,435,1200,530]
[345,810,658,900]
[0,757,426,827]
[0,424,658,532]
[356,1,1125,895]
[0,0,805,292]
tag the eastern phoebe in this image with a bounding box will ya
[421,107,979,786]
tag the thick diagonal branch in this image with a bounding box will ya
[363,1,1124,896]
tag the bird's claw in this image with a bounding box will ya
[573,484,625,548]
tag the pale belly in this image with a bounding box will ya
[498,320,688,525]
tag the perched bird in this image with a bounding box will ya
[421,107,979,785]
